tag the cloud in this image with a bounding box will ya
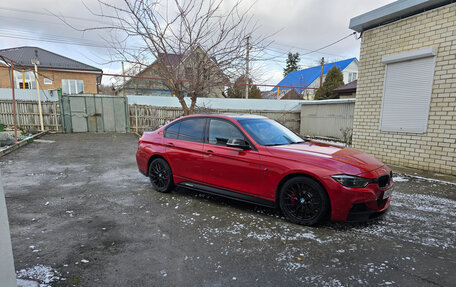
[0,0,396,88]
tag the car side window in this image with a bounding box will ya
[178,118,206,143]
[164,121,180,139]
[208,119,245,146]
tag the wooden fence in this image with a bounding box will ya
[129,104,301,133]
[0,100,301,134]
[300,99,355,139]
[0,100,61,132]
[1,99,356,139]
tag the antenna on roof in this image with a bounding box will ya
[31,49,40,65]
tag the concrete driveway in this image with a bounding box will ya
[1,134,455,286]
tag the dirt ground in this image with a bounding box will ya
[1,133,455,286]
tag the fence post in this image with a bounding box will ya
[135,104,138,133]
[53,102,58,132]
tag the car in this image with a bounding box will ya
[136,114,393,226]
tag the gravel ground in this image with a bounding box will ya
[1,133,455,287]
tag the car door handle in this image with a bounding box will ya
[206,150,214,156]
[166,142,175,147]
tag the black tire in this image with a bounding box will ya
[279,176,329,226]
[148,158,174,193]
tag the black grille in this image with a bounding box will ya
[378,175,390,188]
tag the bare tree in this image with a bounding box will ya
[62,0,270,115]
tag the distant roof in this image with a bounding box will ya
[157,53,183,68]
[261,89,300,100]
[349,0,452,33]
[0,46,102,72]
[272,57,357,91]
[156,51,217,68]
[262,89,289,100]
[334,80,357,93]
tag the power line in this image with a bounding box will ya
[300,32,357,57]
[0,6,112,25]
[268,42,350,58]
[0,29,143,51]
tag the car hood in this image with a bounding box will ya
[267,141,384,174]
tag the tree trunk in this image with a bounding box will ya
[188,91,197,115]
[176,91,190,115]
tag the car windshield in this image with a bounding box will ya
[237,118,305,146]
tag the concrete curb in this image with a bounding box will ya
[388,163,456,184]
[0,131,48,158]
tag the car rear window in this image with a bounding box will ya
[177,118,206,143]
[165,122,180,139]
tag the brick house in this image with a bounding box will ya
[0,46,102,94]
[116,46,227,98]
[349,0,456,175]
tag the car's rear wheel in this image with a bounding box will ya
[279,176,329,226]
[149,158,174,193]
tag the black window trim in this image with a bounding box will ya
[164,117,208,143]
[164,116,257,150]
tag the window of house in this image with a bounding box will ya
[348,72,357,82]
[14,70,36,89]
[44,78,52,85]
[379,47,437,133]
[62,79,84,95]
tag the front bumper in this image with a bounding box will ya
[322,166,393,222]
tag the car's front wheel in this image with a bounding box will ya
[149,158,174,193]
[279,176,329,226]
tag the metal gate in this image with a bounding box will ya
[59,94,129,133]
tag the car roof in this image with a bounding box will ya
[184,114,268,120]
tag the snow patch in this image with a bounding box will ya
[407,175,456,185]
[16,265,62,287]
[393,176,409,182]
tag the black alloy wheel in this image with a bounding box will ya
[279,176,329,226]
[149,158,174,192]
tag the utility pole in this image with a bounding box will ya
[32,50,44,131]
[319,57,325,88]
[245,36,250,99]
[122,61,126,86]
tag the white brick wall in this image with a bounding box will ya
[353,3,456,175]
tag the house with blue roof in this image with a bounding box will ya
[272,57,359,99]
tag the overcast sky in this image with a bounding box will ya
[0,0,396,89]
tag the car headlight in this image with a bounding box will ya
[331,174,373,188]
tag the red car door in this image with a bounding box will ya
[202,118,261,196]
[164,118,206,183]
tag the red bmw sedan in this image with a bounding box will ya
[136,114,393,226]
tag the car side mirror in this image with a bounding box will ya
[226,138,251,150]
